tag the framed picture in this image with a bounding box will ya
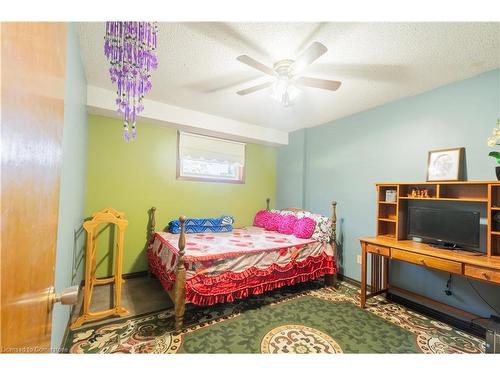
[426,147,464,181]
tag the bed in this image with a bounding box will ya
[147,201,338,332]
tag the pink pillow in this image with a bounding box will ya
[264,212,282,231]
[253,210,270,228]
[293,217,316,239]
[278,215,298,235]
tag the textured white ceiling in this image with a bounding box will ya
[78,22,500,132]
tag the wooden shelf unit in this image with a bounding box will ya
[376,181,499,257]
[376,185,401,239]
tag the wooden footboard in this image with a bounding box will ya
[148,199,337,332]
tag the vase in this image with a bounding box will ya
[496,166,500,180]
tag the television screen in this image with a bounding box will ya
[408,207,480,249]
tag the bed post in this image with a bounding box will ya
[149,207,156,239]
[325,201,338,288]
[266,198,270,211]
[147,207,157,278]
[174,215,187,333]
[331,201,337,246]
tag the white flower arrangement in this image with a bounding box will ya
[488,119,500,164]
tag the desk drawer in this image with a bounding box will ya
[391,249,462,274]
[366,243,390,257]
[464,265,500,284]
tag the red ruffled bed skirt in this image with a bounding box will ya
[148,249,336,306]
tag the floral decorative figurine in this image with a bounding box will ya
[487,119,500,180]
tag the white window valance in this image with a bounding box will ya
[179,132,245,165]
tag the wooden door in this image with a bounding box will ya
[1,22,67,353]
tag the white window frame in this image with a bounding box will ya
[176,131,246,184]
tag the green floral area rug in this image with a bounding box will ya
[64,281,485,354]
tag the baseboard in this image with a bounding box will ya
[123,270,149,279]
[336,273,486,338]
[336,273,361,287]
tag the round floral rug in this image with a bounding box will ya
[261,325,343,354]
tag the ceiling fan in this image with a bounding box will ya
[236,41,341,106]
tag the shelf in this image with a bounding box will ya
[377,181,498,186]
[399,196,437,200]
[378,201,397,205]
[491,231,500,236]
[440,197,488,202]
[399,197,488,203]
[491,207,500,211]
[378,218,396,223]
[377,234,396,239]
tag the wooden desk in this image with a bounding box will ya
[359,237,500,308]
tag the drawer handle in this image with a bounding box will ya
[420,259,426,266]
[482,272,491,280]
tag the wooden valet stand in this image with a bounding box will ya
[70,208,129,329]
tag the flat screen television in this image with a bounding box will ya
[407,207,480,249]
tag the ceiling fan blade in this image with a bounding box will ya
[236,55,276,76]
[236,81,273,95]
[291,42,328,74]
[183,72,261,93]
[296,76,342,91]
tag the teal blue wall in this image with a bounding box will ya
[277,69,500,317]
[51,23,88,348]
[277,129,306,208]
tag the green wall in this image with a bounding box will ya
[86,114,277,277]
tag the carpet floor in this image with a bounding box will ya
[64,281,485,354]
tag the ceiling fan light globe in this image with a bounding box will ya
[273,79,287,94]
[270,78,301,106]
[283,93,290,107]
[270,80,284,102]
[287,83,301,102]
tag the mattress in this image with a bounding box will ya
[148,226,336,305]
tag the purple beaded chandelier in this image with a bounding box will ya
[104,22,158,142]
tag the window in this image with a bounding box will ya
[177,132,246,183]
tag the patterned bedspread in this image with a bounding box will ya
[148,226,336,305]
[154,226,319,261]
